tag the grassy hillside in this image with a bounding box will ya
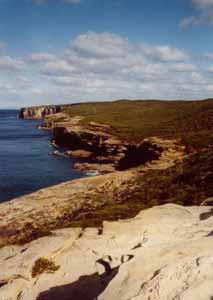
[64,99,213,149]
[47,98,213,228]
[132,148,213,207]
[67,149,213,228]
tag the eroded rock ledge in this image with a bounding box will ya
[20,107,187,174]
[1,204,213,300]
[40,113,186,174]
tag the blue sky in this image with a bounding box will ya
[1,0,213,107]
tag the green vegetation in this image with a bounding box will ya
[4,150,212,245]
[131,149,213,207]
[31,258,60,278]
[60,149,213,228]
[64,99,213,149]
[30,99,213,232]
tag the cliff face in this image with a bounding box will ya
[51,121,185,173]
[19,105,65,119]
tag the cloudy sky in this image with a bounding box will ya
[1,0,213,107]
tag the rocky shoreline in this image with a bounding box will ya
[0,104,212,300]
[21,105,186,175]
[0,105,188,248]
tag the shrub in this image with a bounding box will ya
[31,257,60,278]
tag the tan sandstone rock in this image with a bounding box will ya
[66,150,93,158]
[1,204,213,300]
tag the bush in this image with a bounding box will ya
[31,258,60,278]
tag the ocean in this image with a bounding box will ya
[0,110,84,202]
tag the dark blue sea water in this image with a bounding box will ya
[0,110,84,202]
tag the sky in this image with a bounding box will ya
[1,0,213,107]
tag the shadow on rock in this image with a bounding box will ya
[37,267,119,300]
[200,208,213,221]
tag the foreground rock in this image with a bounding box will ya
[0,169,138,247]
[1,204,213,300]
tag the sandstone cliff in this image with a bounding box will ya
[1,204,213,300]
[39,113,185,174]
[19,105,71,119]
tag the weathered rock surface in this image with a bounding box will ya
[0,169,138,247]
[74,161,115,174]
[50,113,186,174]
[66,150,93,158]
[19,105,71,119]
[0,137,185,248]
[21,108,186,174]
[1,204,213,300]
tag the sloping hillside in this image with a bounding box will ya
[12,99,213,241]
[63,99,213,149]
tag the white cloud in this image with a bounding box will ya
[1,31,213,107]
[192,0,213,9]
[26,52,56,63]
[169,63,197,72]
[71,32,188,63]
[207,66,213,72]
[41,59,77,76]
[0,56,25,71]
[141,44,188,62]
[72,32,131,58]
[180,0,213,26]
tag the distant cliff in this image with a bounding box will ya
[19,105,71,119]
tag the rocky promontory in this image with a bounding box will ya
[19,105,72,119]
[36,112,186,174]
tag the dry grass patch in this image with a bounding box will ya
[32,257,60,278]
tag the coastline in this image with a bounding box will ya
[0,103,187,247]
[7,101,211,247]
[22,105,186,176]
[0,103,212,300]
[0,109,86,202]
